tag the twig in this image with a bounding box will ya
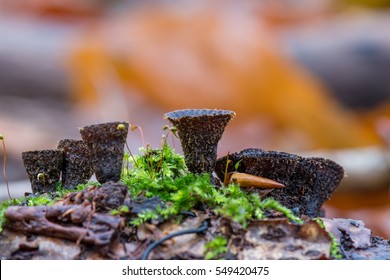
[140,220,209,260]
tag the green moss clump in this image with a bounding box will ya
[0,182,97,233]
[204,235,228,260]
[0,195,53,232]
[0,199,21,232]
[123,143,187,182]
[121,144,302,227]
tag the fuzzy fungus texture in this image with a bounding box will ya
[165,109,235,174]
[79,122,129,184]
[215,148,344,217]
[58,139,94,190]
[22,150,63,193]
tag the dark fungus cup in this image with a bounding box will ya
[165,109,235,174]
[79,122,129,184]
[22,149,63,193]
[57,139,94,190]
[215,148,344,217]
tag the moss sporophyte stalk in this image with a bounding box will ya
[0,134,12,200]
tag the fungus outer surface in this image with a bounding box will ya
[58,139,94,189]
[79,122,129,184]
[22,149,63,193]
[215,148,344,216]
[165,109,236,174]
[79,122,129,142]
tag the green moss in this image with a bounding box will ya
[314,218,343,259]
[131,209,160,226]
[0,199,21,232]
[204,235,228,260]
[121,144,302,228]
[0,195,53,232]
[0,181,98,233]
[122,143,187,182]
[260,198,303,224]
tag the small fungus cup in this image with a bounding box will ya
[79,122,129,184]
[57,139,94,190]
[215,148,344,217]
[22,149,63,193]
[165,109,235,174]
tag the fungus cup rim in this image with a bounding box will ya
[164,109,236,120]
[22,149,63,158]
[79,121,129,142]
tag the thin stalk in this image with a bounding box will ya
[137,126,146,148]
[154,130,171,175]
[124,137,139,170]
[1,136,12,199]
[223,153,231,186]
[170,131,176,149]
[131,124,146,148]
[117,123,138,172]
[140,220,209,260]
[144,144,154,178]
[155,126,178,176]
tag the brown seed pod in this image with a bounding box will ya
[165,109,235,174]
[79,122,129,184]
[215,148,344,217]
[227,172,285,189]
[57,139,94,190]
[22,149,63,193]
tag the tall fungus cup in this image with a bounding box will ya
[79,122,129,184]
[165,109,235,174]
[57,139,94,190]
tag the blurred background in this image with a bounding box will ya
[0,0,389,237]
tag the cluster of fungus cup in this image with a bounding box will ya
[215,148,345,217]
[79,121,129,184]
[17,108,344,221]
[57,139,93,190]
[21,150,63,193]
[164,109,236,174]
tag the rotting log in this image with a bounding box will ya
[4,205,124,246]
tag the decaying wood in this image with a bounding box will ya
[234,219,332,260]
[0,229,82,260]
[4,205,124,246]
[1,183,388,259]
[2,209,389,259]
[322,218,390,260]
